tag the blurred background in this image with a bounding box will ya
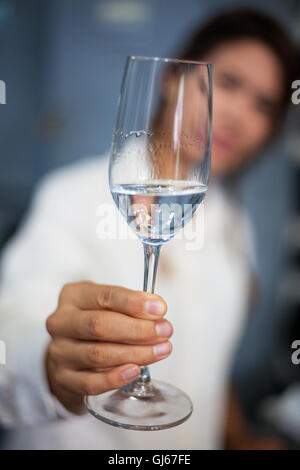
[0,0,300,448]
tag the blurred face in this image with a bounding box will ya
[205,39,284,176]
[157,39,284,179]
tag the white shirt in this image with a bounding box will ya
[0,154,255,449]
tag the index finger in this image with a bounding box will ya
[60,281,167,320]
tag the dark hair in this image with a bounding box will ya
[176,6,299,131]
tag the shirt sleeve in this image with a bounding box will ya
[0,166,92,428]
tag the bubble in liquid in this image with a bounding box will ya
[120,130,155,139]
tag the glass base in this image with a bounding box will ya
[84,379,193,431]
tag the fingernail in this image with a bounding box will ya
[122,366,140,381]
[153,342,172,356]
[155,321,172,337]
[144,299,165,315]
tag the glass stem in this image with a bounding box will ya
[122,243,161,398]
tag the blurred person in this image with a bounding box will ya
[0,7,297,450]
[224,169,300,449]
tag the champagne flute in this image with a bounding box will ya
[85,56,212,430]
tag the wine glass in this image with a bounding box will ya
[85,56,212,430]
